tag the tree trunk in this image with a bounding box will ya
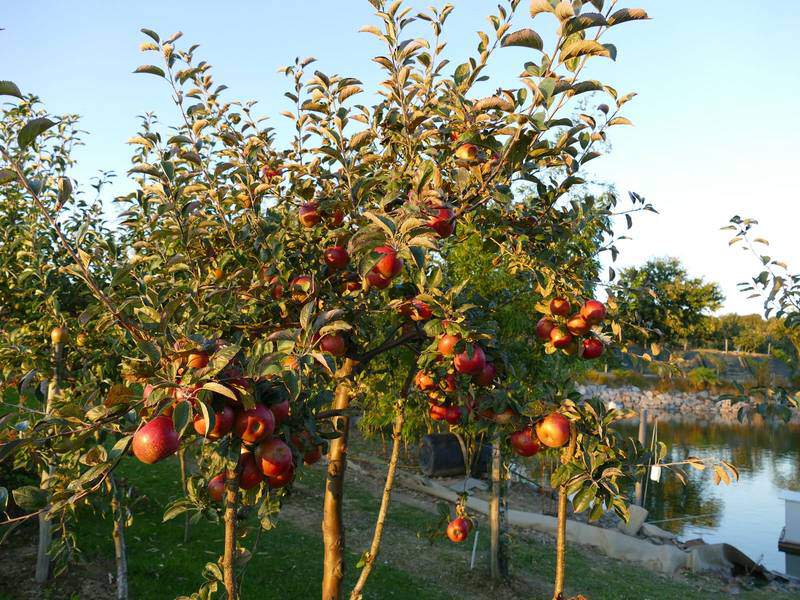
[552,425,577,600]
[552,485,568,600]
[349,365,415,600]
[489,439,501,580]
[223,463,242,600]
[179,445,190,543]
[110,475,128,600]
[322,378,353,600]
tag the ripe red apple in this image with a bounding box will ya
[454,143,479,162]
[208,473,225,503]
[269,399,290,426]
[233,404,275,444]
[446,517,471,543]
[509,427,542,457]
[292,431,322,465]
[319,333,346,357]
[303,446,322,465]
[580,299,607,324]
[444,405,462,425]
[256,438,293,477]
[366,269,391,289]
[437,332,461,356]
[262,166,281,179]
[472,362,496,387]
[298,202,321,227]
[581,338,604,360]
[454,344,486,374]
[238,452,264,490]
[440,373,457,394]
[415,370,436,391]
[480,406,518,425]
[193,404,235,440]
[268,464,295,488]
[324,246,349,270]
[373,245,404,279]
[550,297,571,317]
[290,275,315,301]
[132,416,180,464]
[535,317,556,341]
[428,206,456,238]
[535,413,570,448]
[549,326,574,349]
[429,404,449,421]
[186,351,209,369]
[566,314,590,336]
[399,298,432,321]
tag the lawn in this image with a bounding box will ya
[1,452,795,600]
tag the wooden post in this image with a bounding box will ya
[489,438,503,580]
[634,408,647,506]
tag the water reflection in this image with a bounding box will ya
[616,415,800,572]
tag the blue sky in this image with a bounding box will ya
[3,1,798,315]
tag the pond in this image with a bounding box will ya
[616,416,800,574]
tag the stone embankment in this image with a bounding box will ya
[576,383,800,423]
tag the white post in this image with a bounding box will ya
[779,490,800,577]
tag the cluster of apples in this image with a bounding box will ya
[507,412,571,458]
[131,345,322,502]
[535,298,607,360]
[416,329,498,425]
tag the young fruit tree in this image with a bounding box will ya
[0,2,740,599]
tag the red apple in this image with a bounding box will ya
[437,333,461,356]
[186,351,209,369]
[256,438,293,477]
[415,370,436,391]
[509,427,542,457]
[581,338,604,360]
[580,300,607,324]
[262,166,281,179]
[238,452,264,490]
[267,464,295,488]
[535,317,556,341]
[319,333,346,357]
[324,246,349,270]
[208,473,225,502]
[366,269,391,290]
[132,416,180,464]
[428,206,456,238]
[373,245,404,279]
[269,399,290,426]
[454,344,486,374]
[193,404,235,440]
[440,373,457,394]
[299,202,321,227]
[290,275,315,301]
[447,517,471,542]
[549,326,574,349]
[535,413,570,448]
[429,404,449,421]
[472,362,496,387]
[233,404,275,444]
[454,143,479,162]
[444,405,462,425]
[550,297,571,317]
[566,314,590,336]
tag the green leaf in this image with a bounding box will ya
[0,487,8,510]
[501,29,543,51]
[12,486,48,511]
[0,81,23,99]
[0,169,16,184]
[563,13,608,36]
[572,484,597,513]
[140,28,161,43]
[560,39,612,61]
[18,117,57,149]
[607,8,649,26]
[133,65,166,78]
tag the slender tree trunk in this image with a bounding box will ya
[552,425,577,600]
[110,475,128,600]
[489,438,502,580]
[179,445,190,542]
[322,377,353,600]
[223,463,242,600]
[349,365,415,600]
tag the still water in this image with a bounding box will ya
[616,416,800,574]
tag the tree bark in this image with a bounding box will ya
[110,475,128,600]
[321,376,353,600]
[349,365,415,600]
[552,424,577,600]
[223,462,242,600]
[489,438,502,580]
